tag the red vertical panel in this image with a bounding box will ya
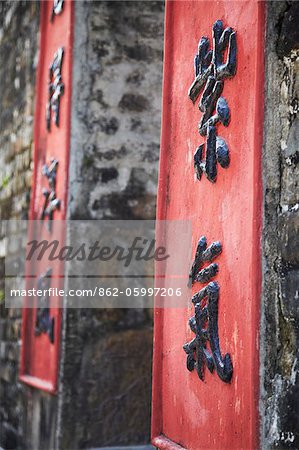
[20,0,73,393]
[152,1,265,449]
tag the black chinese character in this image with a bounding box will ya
[188,20,237,182]
[35,268,54,343]
[183,236,233,382]
[46,47,64,130]
[51,0,64,22]
[40,159,60,229]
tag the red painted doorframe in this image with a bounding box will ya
[19,0,74,393]
[152,1,265,449]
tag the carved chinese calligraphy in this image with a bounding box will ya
[184,22,236,382]
[36,15,63,345]
[183,236,233,383]
[188,20,237,182]
[51,0,64,21]
[46,47,64,131]
[40,159,60,226]
[35,268,55,343]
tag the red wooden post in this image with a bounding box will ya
[152,1,265,448]
[19,0,74,393]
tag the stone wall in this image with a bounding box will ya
[56,2,164,448]
[0,2,40,449]
[68,0,163,221]
[261,2,299,449]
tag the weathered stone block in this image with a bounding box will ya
[279,211,299,266]
[262,3,299,449]
[0,361,16,383]
[60,326,153,449]
[0,320,7,341]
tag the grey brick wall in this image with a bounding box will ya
[68,1,164,221]
[261,2,299,449]
[0,2,39,449]
[56,2,164,448]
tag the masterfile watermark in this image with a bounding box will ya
[4,220,192,308]
[26,237,169,266]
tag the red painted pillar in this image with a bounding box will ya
[152,1,265,449]
[20,0,73,393]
